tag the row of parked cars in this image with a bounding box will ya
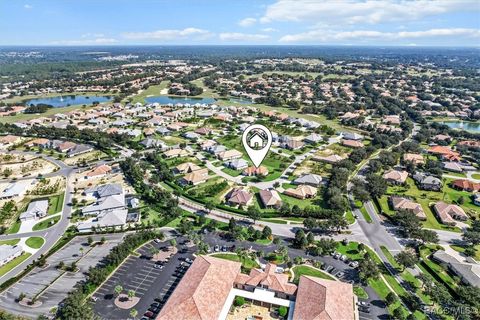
[140,249,193,319]
[332,251,360,268]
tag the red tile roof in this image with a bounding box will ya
[156,256,241,320]
[293,276,355,320]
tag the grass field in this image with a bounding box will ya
[26,236,45,249]
[0,253,31,276]
[48,193,65,215]
[127,81,170,104]
[5,221,21,235]
[0,239,20,246]
[32,215,60,231]
[211,253,259,271]
[292,265,335,283]
[353,286,368,299]
[359,205,373,223]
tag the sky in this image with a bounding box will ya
[0,0,479,46]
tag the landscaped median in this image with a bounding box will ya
[32,215,61,231]
[291,265,335,283]
[26,236,45,249]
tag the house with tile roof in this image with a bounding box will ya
[383,169,409,185]
[389,196,427,220]
[284,185,317,200]
[226,188,253,207]
[451,179,480,192]
[258,189,282,209]
[433,201,468,225]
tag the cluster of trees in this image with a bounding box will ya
[462,220,480,257]
[57,230,161,320]
[120,158,180,222]
[393,210,439,244]
[24,103,53,114]
[224,217,272,242]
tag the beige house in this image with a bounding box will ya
[284,185,317,199]
[433,201,468,225]
[383,169,409,185]
[389,196,427,220]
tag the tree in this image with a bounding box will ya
[307,232,315,245]
[100,236,106,244]
[278,306,288,317]
[393,306,406,320]
[130,309,138,319]
[127,290,136,301]
[57,261,65,269]
[170,238,177,247]
[17,292,26,302]
[57,289,94,320]
[234,296,245,307]
[395,250,418,271]
[366,174,387,198]
[114,285,123,297]
[87,236,93,246]
[247,207,261,224]
[294,229,308,249]
[358,256,380,281]
[262,226,272,239]
[385,292,398,305]
[205,202,214,213]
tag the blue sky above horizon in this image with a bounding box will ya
[1,0,479,46]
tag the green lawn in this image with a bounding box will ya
[345,210,356,224]
[353,286,369,299]
[127,81,170,104]
[335,242,365,261]
[26,236,45,249]
[211,253,259,271]
[255,238,272,245]
[0,239,20,246]
[5,221,21,234]
[292,265,335,284]
[0,253,32,276]
[419,246,459,290]
[359,205,373,223]
[222,167,242,177]
[32,215,60,231]
[48,193,65,215]
[471,173,480,180]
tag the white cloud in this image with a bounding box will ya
[279,28,480,43]
[23,4,33,9]
[261,27,278,33]
[81,33,105,38]
[219,33,269,42]
[261,0,478,24]
[238,18,257,27]
[50,38,118,45]
[122,28,211,41]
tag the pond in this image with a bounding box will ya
[439,121,480,133]
[25,95,112,108]
[145,96,216,105]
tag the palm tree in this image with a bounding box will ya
[114,285,123,297]
[127,290,136,301]
[130,309,138,319]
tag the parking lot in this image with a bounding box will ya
[93,235,194,320]
[0,233,125,319]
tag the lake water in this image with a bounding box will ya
[145,96,216,105]
[440,121,480,133]
[25,95,112,108]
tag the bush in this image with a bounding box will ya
[234,296,245,307]
[278,306,288,317]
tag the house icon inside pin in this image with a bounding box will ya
[248,132,265,149]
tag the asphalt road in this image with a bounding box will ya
[0,152,78,286]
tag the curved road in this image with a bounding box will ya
[0,152,77,285]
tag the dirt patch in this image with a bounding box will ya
[0,158,57,179]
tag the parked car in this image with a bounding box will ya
[153,265,164,270]
[185,258,193,263]
[154,238,162,244]
[349,261,359,268]
[214,245,220,252]
[144,311,154,318]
